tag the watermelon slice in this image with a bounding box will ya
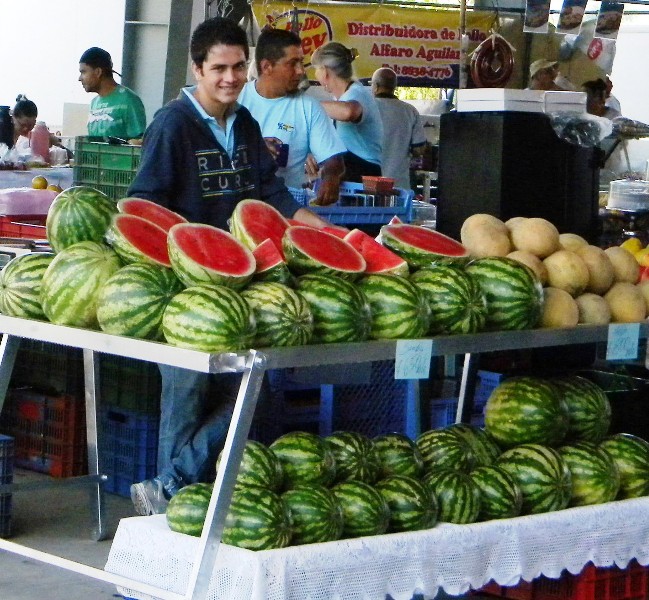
[117,197,187,232]
[230,199,290,257]
[168,223,255,290]
[252,239,293,285]
[389,216,403,225]
[344,229,409,276]
[381,224,470,269]
[282,226,366,281]
[105,214,171,267]
[322,225,350,239]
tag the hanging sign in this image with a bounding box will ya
[523,0,551,33]
[395,339,433,380]
[556,0,587,34]
[594,1,624,40]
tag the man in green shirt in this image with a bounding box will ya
[79,47,147,141]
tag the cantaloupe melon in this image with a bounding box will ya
[558,233,589,252]
[574,245,615,295]
[604,282,647,323]
[543,250,590,297]
[505,216,528,230]
[507,250,548,285]
[638,280,649,313]
[575,293,611,325]
[509,218,560,259]
[604,246,641,284]
[541,287,579,328]
[460,214,511,258]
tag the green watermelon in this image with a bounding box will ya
[484,377,569,449]
[216,440,284,492]
[558,441,620,506]
[416,428,475,473]
[222,486,293,550]
[357,274,431,339]
[251,238,292,285]
[470,465,523,521]
[600,433,649,499]
[324,431,381,484]
[167,223,255,291]
[375,474,437,532]
[40,241,123,328]
[46,186,117,253]
[295,274,372,343]
[241,281,313,347]
[96,263,184,340]
[162,284,256,352]
[446,423,501,467]
[331,480,390,538]
[282,484,344,544]
[0,253,54,319]
[497,443,572,515]
[104,214,171,267]
[344,228,409,276]
[465,256,543,331]
[410,264,487,335]
[166,482,213,537]
[373,433,424,479]
[423,469,481,524]
[117,197,187,232]
[230,199,290,255]
[269,431,336,488]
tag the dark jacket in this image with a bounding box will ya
[127,92,300,229]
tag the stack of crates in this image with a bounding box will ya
[0,435,14,537]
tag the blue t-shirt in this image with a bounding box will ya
[238,81,345,189]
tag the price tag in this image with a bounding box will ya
[395,339,433,380]
[606,323,640,361]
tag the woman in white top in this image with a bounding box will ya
[311,42,383,182]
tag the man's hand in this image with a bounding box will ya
[263,137,283,161]
[313,177,340,206]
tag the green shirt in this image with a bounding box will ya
[87,85,146,139]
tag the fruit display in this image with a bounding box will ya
[0,253,54,319]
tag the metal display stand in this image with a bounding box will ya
[0,314,646,600]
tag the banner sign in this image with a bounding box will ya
[253,3,496,88]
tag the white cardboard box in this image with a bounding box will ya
[456,89,586,114]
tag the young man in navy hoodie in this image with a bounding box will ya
[128,16,331,515]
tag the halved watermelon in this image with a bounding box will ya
[117,198,187,232]
[252,239,292,285]
[282,226,366,281]
[105,214,171,267]
[168,223,255,290]
[230,199,290,256]
[344,229,408,276]
[381,224,470,269]
[322,225,350,239]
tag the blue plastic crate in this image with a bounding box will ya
[474,370,506,411]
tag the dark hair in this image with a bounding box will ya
[190,17,249,66]
[13,94,37,119]
[255,28,301,72]
[79,47,114,75]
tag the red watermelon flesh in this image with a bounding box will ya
[389,216,403,225]
[253,238,284,273]
[322,225,350,239]
[344,229,409,276]
[117,197,187,232]
[382,224,469,257]
[111,214,171,267]
[231,200,290,257]
[287,218,308,227]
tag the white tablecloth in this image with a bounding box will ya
[0,167,73,191]
[105,497,649,600]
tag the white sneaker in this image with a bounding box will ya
[130,478,169,516]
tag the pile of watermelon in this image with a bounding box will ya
[0,186,547,352]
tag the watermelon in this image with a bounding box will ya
[357,274,431,339]
[295,274,372,343]
[216,440,284,492]
[410,264,487,335]
[551,376,611,443]
[251,239,292,285]
[465,257,543,331]
[116,197,187,232]
[322,225,350,239]
[469,465,523,521]
[423,469,481,524]
[104,214,171,267]
[46,186,117,253]
[230,199,290,256]
[283,226,366,281]
[96,263,184,340]
[40,241,123,328]
[600,433,649,498]
[0,253,54,319]
[269,431,336,488]
[167,223,255,291]
[331,480,390,538]
[484,377,569,449]
[375,475,437,532]
[497,443,572,514]
[380,223,470,269]
[324,431,381,484]
[282,484,344,544]
[446,423,501,467]
[222,486,293,550]
[416,428,475,473]
[558,441,620,506]
[241,281,313,347]
[162,284,256,352]
[373,433,424,479]
[344,228,409,277]
[165,482,213,537]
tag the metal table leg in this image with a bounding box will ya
[456,352,479,424]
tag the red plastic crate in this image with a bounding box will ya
[0,215,47,239]
[476,561,649,600]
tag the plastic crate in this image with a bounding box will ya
[99,407,158,497]
[0,435,14,538]
[99,354,161,414]
[476,560,649,600]
[0,215,47,239]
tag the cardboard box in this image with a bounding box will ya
[456,89,586,114]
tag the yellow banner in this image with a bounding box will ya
[253,2,496,87]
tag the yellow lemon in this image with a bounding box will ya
[31,175,48,190]
[621,237,643,255]
[635,247,649,267]
[47,184,63,193]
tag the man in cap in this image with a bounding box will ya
[527,59,563,91]
[79,46,147,141]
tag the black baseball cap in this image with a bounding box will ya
[79,47,121,77]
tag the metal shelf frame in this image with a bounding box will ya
[0,314,645,600]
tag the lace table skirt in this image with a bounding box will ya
[105,497,649,600]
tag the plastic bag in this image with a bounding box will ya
[548,112,613,147]
[0,187,58,215]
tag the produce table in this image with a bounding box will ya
[0,167,73,191]
[0,315,646,600]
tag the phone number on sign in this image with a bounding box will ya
[386,64,454,79]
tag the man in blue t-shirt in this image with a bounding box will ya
[238,28,345,205]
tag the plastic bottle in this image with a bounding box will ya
[30,121,50,164]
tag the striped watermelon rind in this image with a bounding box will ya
[269,431,337,488]
[324,431,381,484]
[423,469,481,524]
[373,433,424,479]
[282,484,344,544]
[166,482,213,537]
[416,428,475,473]
[216,440,284,492]
[469,465,523,521]
[375,474,437,532]
[0,253,54,319]
[600,433,649,499]
[251,238,293,285]
[331,480,390,538]
[104,214,171,267]
[446,423,501,467]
